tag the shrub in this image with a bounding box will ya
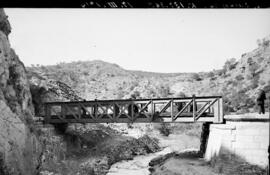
[247,58,260,77]
[226,80,238,87]
[192,73,202,81]
[206,71,215,78]
[262,38,270,48]
[158,123,171,136]
[264,84,270,94]
[249,76,260,89]
[235,75,244,81]
[130,90,141,99]
[157,85,171,98]
[175,91,186,98]
[258,57,264,63]
[223,103,235,114]
[223,58,237,72]
[216,69,226,76]
[259,80,266,86]
[127,123,133,129]
[116,90,125,99]
[246,74,253,80]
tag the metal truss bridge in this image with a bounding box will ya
[43,95,224,124]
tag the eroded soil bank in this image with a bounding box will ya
[39,123,161,175]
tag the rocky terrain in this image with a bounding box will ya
[28,35,270,114]
[1,7,270,175]
[0,9,42,175]
[148,150,267,175]
[0,9,162,175]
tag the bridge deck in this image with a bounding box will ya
[43,96,224,124]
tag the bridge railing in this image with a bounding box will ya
[43,96,223,124]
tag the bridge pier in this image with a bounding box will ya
[53,123,68,134]
[199,122,210,157]
[204,114,269,168]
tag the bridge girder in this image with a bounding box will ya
[43,96,224,124]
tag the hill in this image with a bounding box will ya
[27,35,270,114]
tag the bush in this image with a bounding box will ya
[206,71,215,78]
[259,80,266,86]
[192,73,202,81]
[247,58,260,77]
[223,58,237,72]
[157,85,171,98]
[264,84,270,94]
[223,103,235,114]
[249,76,259,89]
[158,123,171,136]
[130,90,141,99]
[235,75,244,81]
[216,69,226,76]
[175,91,186,98]
[226,80,238,87]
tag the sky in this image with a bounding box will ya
[4,9,270,73]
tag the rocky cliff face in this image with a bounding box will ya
[0,9,41,175]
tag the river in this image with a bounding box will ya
[107,133,200,175]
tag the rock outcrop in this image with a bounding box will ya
[0,9,41,175]
[28,70,83,116]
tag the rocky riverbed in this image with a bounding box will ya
[39,123,161,175]
[107,131,201,175]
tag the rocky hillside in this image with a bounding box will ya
[28,35,270,114]
[0,9,163,175]
[0,9,41,175]
[27,60,183,100]
[27,70,83,115]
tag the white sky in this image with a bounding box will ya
[4,9,270,73]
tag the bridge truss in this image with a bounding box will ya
[43,96,223,124]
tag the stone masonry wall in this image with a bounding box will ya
[205,114,269,168]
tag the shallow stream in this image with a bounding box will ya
[107,134,200,175]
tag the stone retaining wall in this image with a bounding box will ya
[205,113,269,168]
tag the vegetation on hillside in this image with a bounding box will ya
[27,36,270,114]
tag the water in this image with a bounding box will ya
[107,134,200,175]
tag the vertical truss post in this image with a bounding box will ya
[131,102,134,123]
[170,99,173,121]
[192,94,196,122]
[94,101,97,120]
[61,104,66,119]
[44,104,51,123]
[77,104,81,119]
[113,103,116,122]
[151,99,154,121]
[219,97,224,123]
